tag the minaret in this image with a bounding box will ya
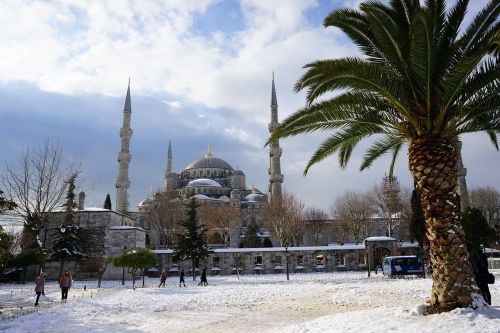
[456,140,470,212]
[115,80,133,214]
[268,72,284,203]
[167,138,173,173]
[163,138,175,192]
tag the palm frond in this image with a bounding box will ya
[303,124,382,175]
[459,0,500,54]
[360,135,406,171]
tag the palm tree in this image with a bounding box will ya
[268,0,499,313]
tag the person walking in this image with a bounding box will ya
[179,269,186,287]
[158,270,167,287]
[198,268,208,286]
[34,272,46,306]
[59,270,72,302]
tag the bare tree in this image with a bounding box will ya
[470,186,500,227]
[199,204,240,248]
[148,193,185,248]
[370,175,403,237]
[1,140,77,251]
[264,191,305,246]
[304,207,329,246]
[334,191,373,243]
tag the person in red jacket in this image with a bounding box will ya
[59,270,72,302]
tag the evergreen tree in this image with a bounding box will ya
[242,223,262,248]
[173,198,212,280]
[0,190,16,278]
[462,208,494,247]
[48,173,85,276]
[0,225,14,280]
[103,194,112,210]
[11,248,44,284]
[63,173,78,224]
[409,189,426,245]
[0,190,17,214]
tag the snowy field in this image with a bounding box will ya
[0,272,499,333]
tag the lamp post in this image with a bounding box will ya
[121,246,127,285]
[285,242,290,281]
[366,242,371,278]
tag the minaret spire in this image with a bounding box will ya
[115,80,133,214]
[206,144,213,157]
[167,137,173,173]
[163,137,179,192]
[268,72,284,203]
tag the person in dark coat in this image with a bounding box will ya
[59,270,72,302]
[467,243,492,305]
[158,270,167,287]
[179,269,186,287]
[198,268,208,286]
[34,272,46,306]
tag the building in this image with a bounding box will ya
[38,77,415,279]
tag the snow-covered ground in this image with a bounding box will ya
[0,272,499,333]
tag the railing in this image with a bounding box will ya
[0,280,126,323]
[488,258,500,270]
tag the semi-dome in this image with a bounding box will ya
[192,194,211,200]
[232,169,245,176]
[245,193,266,202]
[187,178,222,187]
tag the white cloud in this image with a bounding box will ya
[1,0,495,211]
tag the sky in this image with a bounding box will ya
[0,0,497,213]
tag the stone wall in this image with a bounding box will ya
[153,243,420,277]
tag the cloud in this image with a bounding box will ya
[0,0,496,212]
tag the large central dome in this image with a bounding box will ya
[185,157,233,170]
[184,145,233,171]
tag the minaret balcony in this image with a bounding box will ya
[120,128,133,138]
[268,123,279,132]
[115,179,131,189]
[270,175,284,183]
[117,152,132,163]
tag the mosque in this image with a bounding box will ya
[39,77,416,279]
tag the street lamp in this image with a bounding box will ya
[284,242,290,281]
[121,246,127,285]
[365,242,371,278]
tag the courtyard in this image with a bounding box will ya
[0,272,499,333]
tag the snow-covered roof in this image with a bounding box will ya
[484,247,500,254]
[399,242,420,248]
[364,236,397,242]
[81,207,111,211]
[109,226,146,232]
[192,194,211,200]
[187,178,222,187]
[0,214,23,226]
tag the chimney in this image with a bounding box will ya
[78,191,86,210]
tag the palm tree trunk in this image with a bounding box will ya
[409,137,481,313]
